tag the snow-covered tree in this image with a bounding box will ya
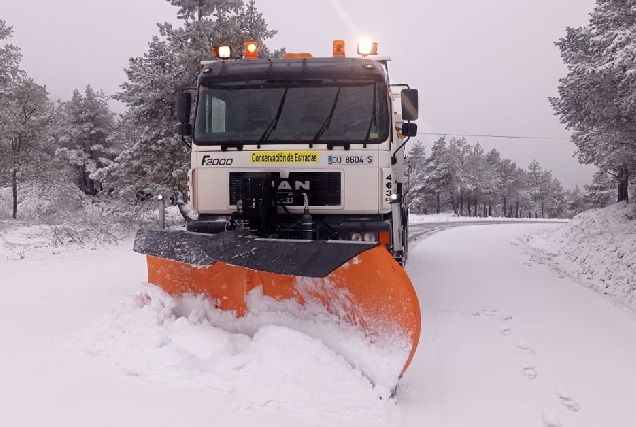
[0,20,22,90]
[446,137,469,215]
[543,174,567,218]
[550,0,636,200]
[482,148,503,216]
[418,138,452,214]
[566,186,587,217]
[169,0,242,21]
[585,169,616,208]
[109,0,282,202]
[0,78,55,219]
[56,85,117,195]
[0,19,23,188]
[407,139,570,217]
[406,140,426,213]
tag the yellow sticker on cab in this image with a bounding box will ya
[250,151,319,164]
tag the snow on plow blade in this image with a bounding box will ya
[133,229,421,377]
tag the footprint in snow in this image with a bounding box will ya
[523,366,538,380]
[516,341,536,355]
[557,390,581,412]
[498,315,513,335]
[471,309,498,318]
[499,326,512,336]
[542,410,562,427]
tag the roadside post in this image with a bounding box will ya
[158,195,165,229]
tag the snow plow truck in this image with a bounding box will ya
[134,40,421,384]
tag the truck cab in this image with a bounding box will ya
[177,40,418,265]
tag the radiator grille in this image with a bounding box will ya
[229,172,342,207]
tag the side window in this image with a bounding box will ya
[211,97,226,132]
[197,92,226,135]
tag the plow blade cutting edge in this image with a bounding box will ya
[133,229,421,378]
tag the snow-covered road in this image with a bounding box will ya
[402,224,636,426]
[2,223,636,426]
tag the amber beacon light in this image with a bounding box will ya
[245,41,258,59]
[333,39,346,57]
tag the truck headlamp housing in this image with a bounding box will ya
[348,231,379,243]
[357,40,378,56]
[363,232,378,243]
[213,45,233,59]
[351,232,363,242]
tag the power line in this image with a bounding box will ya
[417,132,571,140]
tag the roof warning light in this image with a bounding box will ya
[357,40,378,57]
[333,39,346,57]
[245,41,258,59]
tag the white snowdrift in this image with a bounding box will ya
[410,212,569,224]
[75,284,405,415]
[523,202,636,311]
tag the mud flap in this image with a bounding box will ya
[133,229,421,375]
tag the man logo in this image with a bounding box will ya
[278,180,310,191]
[202,156,233,166]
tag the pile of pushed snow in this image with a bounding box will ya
[525,202,636,311]
[75,285,401,417]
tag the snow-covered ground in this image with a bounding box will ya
[1,205,636,426]
[524,202,636,312]
[409,212,569,224]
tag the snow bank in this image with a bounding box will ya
[410,212,569,224]
[524,202,636,311]
[0,203,185,264]
[75,284,399,417]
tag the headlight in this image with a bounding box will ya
[351,232,363,241]
[213,45,232,59]
[363,232,377,242]
[357,40,378,56]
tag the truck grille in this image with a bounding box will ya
[229,172,342,207]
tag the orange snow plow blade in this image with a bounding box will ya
[134,229,421,376]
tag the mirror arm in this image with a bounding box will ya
[391,131,411,165]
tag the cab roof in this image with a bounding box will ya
[198,57,389,84]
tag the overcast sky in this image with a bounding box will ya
[3,0,598,188]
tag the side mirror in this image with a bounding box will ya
[401,89,419,122]
[177,123,192,136]
[402,122,418,137]
[176,92,192,123]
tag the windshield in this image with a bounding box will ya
[194,80,389,145]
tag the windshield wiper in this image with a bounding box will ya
[258,87,289,147]
[364,83,378,142]
[312,86,342,143]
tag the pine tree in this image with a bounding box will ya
[566,186,587,217]
[110,0,281,202]
[56,86,117,195]
[584,170,616,208]
[1,78,55,219]
[483,149,502,216]
[406,140,426,213]
[550,0,636,199]
[0,19,24,187]
[0,20,23,90]
[421,138,452,214]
